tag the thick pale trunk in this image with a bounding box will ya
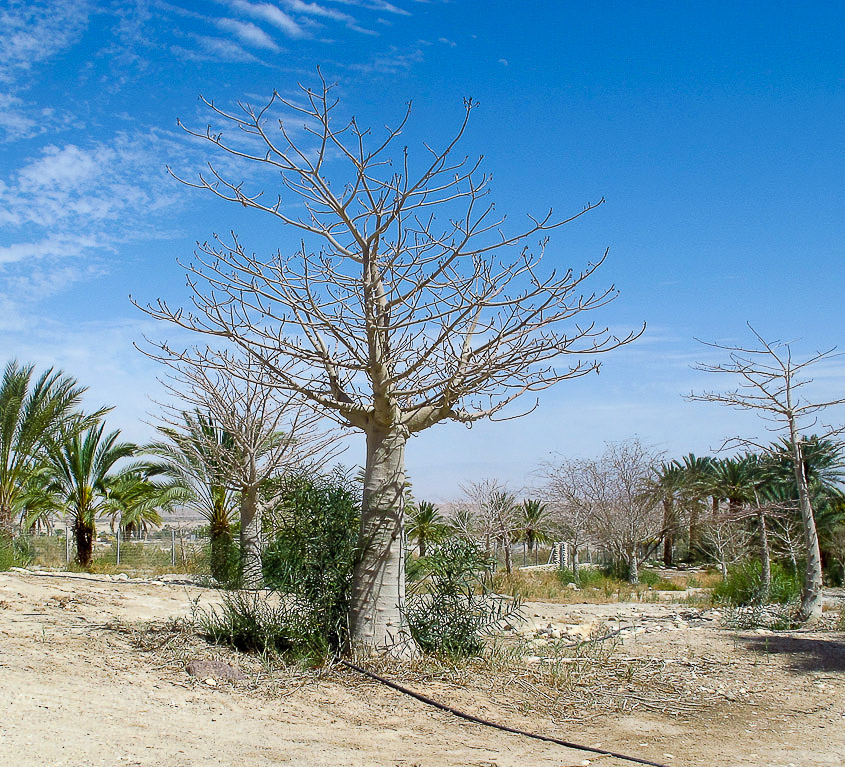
[792,438,823,622]
[349,425,415,657]
[239,485,263,589]
[757,510,771,602]
[502,535,512,575]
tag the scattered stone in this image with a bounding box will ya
[186,659,246,682]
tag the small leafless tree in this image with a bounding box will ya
[459,479,521,574]
[700,512,750,582]
[551,439,663,583]
[689,326,845,622]
[535,458,599,580]
[138,75,639,654]
[153,352,337,588]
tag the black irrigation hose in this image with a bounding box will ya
[341,659,676,767]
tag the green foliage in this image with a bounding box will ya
[260,470,359,657]
[712,559,801,606]
[195,590,326,661]
[406,537,522,658]
[0,532,32,570]
[197,469,359,663]
[207,530,241,587]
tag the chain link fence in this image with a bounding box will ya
[18,529,213,577]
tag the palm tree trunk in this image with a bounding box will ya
[74,519,94,568]
[627,549,639,584]
[349,424,415,657]
[662,498,674,567]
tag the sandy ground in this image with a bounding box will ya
[1,570,844,767]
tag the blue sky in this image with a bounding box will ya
[1,1,843,500]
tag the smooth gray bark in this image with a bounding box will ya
[239,484,263,589]
[349,425,415,657]
[757,510,771,602]
[791,434,823,622]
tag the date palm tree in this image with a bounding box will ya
[518,498,552,565]
[105,467,188,539]
[648,462,684,567]
[406,500,449,557]
[148,412,237,582]
[0,361,101,535]
[46,424,139,567]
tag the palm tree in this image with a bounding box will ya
[518,498,551,565]
[712,455,773,598]
[0,361,100,535]
[46,424,139,567]
[648,462,684,567]
[674,453,714,558]
[148,412,237,582]
[105,466,188,539]
[406,500,449,557]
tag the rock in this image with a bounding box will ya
[204,678,217,687]
[186,659,246,682]
[566,582,580,590]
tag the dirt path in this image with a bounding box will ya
[1,570,843,767]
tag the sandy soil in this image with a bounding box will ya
[1,569,844,767]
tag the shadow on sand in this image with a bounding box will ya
[741,633,845,673]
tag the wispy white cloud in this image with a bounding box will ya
[348,44,425,75]
[0,234,99,264]
[326,0,410,16]
[229,0,308,38]
[216,17,281,50]
[284,0,354,23]
[0,128,188,315]
[173,34,262,63]
[0,0,91,82]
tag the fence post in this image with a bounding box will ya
[65,525,70,566]
[116,525,121,566]
[171,529,176,567]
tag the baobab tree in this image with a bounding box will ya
[690,326,845,622]
[140,75,639,655]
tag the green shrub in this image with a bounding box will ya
[0,533,33,571]
[637,569,660,586]
[407,537,522,658]
[713,559,801,605]
[199,470,359,664]
[195,590,326,660]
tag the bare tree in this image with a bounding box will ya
[153,353,337,588]
[139,76,639,654]
[700,512,750,582]
[536,457,599,581]
[689,326,845,622]
[459,479,520,574]
[550,439,663,583]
